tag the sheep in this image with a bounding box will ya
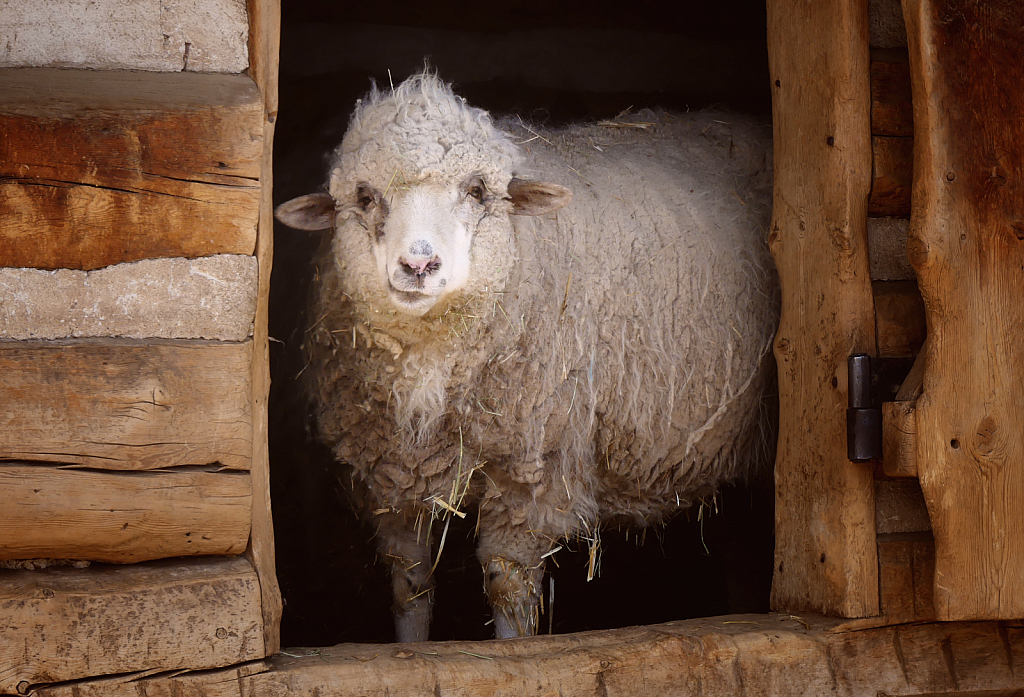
[275,71,778,641]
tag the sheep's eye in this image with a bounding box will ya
[467,184,485,203]
[356,185,377,211]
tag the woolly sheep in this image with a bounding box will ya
[275,72,778,641]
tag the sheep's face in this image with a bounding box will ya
[360,175,493,317]
[276,176,572,318]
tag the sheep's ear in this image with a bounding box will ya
[507,178,572,216]
[274,193,335,230]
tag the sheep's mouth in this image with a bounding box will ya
[388,283,438,313]
[391,288,427,302]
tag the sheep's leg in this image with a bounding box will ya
[476,507,549,639]
[375,512,433,642]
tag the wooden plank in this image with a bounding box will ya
[873,280,926,357]
[883,399,919,477]
[35,615,1024,697]
[875,479,930,534]
[0,464,251,564]
[869,0,908,48]
[0,69,262,271]
[869,135,914,217]
[245,0,283,656]
[867,216,915,280]
[0,556,264,695]
[871,58,914,137]
[0,0,249,72]
[0,255,257,341]
[766,0,879,617]
[903,0,1024,620]
[877,535,936,624]
[0,339,253,470]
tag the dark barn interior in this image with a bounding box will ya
[268,0,776,647]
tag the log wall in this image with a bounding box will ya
[0,0,281,690]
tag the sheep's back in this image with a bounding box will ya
[502,112,778,523]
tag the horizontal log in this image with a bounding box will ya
[0,339,253,470]
[875,479,930,534]
[0,464,251,564]
[0,255,258,341]
[867,216,914,280]
[0,1,248,72]
[873,280,927,357]
[0,555,265,694]
[871,58,913,137]
[0,69,262,270]
[36,615,1024,697]
[877,534,936,623]
[869,135,914,217]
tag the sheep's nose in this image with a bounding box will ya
[409,240,433,257]
[399,255,441,279]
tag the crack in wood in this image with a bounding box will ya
[940,636,959,691]
[0,460,249,475]
[998,622,1014,675]
[2,176,257,204]
[893,627,911,686]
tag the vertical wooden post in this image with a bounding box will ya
[246,0,283,654]
[902,0,1024,620]
[767,0,880,617]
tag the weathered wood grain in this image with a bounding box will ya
[867,216,915,280]
[0,464,251,564]
[0,339,253,470]
[0,556,264,695]
[877,535,936,623]
[0,255,257,341]
[869,0,908,48]
[903,0,1024,620]
[873,280,926,357]
[35,615,1024,697]
[767,0,879,617]
[0,0,249,72]
[0,69,262,270]
[883,399,919,477]
[875,479,931,534]
[871,58,913,137]
[244,0,283,656]
[869,135,914,217]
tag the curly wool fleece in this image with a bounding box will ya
[327,74,520,204]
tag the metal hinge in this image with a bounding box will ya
[846,354,914,462]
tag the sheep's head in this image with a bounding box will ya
[275,72,571,318]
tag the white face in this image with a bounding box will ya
[346,176,492,317]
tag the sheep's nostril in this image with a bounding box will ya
[400,257,441,279]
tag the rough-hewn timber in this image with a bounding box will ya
[0,339,253,470]
[0,69,261,271]
[0,464,251,564]
[0,556,265,695]
[32,614,1024,697]
[903,0,1024,620]
[767,0,879,617]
